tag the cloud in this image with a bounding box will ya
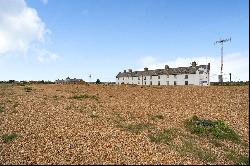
[35,48,60,63]
[0,0,48,54]
[138,53,249,82]
[140,56,156,66]
[40,0,48,5]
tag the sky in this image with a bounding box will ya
[0,0,249,82]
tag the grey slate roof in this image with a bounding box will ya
[55,77,83,83]
[116,64,209,78]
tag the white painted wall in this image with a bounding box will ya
[116,66,210,86]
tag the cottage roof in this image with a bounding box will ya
[116,63,209,78]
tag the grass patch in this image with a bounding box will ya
[148,128,177,145]
[23,86,32,92]
[178,138,217,164]
[151,114,164,121]
[224,148,249,165]
[184,115,240,143]
[1,133,18,143]
[125,123,151,134]
[69,94,98,100]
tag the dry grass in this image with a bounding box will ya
[0,84,248,165]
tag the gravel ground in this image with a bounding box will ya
[0,84,249,165]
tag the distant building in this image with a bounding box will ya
[55,77,85,84]
[116,61,210,86]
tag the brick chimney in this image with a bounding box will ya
[192,61,197,67]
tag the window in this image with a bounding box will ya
[166,81,169,85]
[150,76,152,79]
[185,75,188,79]
[174,81,177,85]
[158,76,160,79]
[138,77,140,80]
[123,77,124,80]
[138,81,140,84]
[185,81,188,85]
[158,81,160,85]
[150,81,152,85]
[145,81,146,85]
[144,77,146,80]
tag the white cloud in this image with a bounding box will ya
[0,0,47,54]
[35,48,60,63]
[138,53,249,82]
[140,56,156,66]
[40,0,48,5]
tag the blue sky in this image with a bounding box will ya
[0,0,249,82]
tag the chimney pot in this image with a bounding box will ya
[192,61,197,67]
[165,65,169,70]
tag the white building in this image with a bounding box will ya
[116,61,210,86]
[55,77,84,84]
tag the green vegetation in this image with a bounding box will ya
[224,148,249,165]
[0,105,4,113]
[114,115,152,134]
[210,81,249,86]
[78,105,86,112]
[96,79,101,84]
[69,94,98,100]
[1,133,18,143]
[148,128,176,144]
[90,113,99,118]
[184,115,240,142]
[178,138,217,163]
[13,102,19,108]
[65,105,72,110]
[125,123,151,134]
[148,128,216,164]
[24,86,32,92]
[151,114,164,120]
[52,95,59,100]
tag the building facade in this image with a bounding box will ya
[116,61,210,86]
[55,77,85,84]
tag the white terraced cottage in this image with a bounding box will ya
[116,61,210,86]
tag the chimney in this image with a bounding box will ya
[192,61,197,67]
[144,67,148,71]
[165,65,169,70]
[128,69,132,72]
[124,70,126,73]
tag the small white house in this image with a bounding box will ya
[116,61,210,86]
